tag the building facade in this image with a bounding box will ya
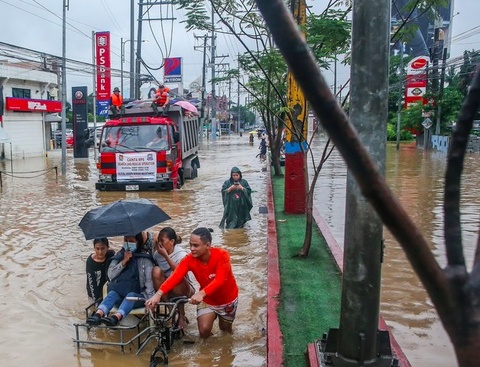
[0,62,61,159]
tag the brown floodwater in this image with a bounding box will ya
[0,135,268,367]
[2,133,475,367]
[313,136,480,367]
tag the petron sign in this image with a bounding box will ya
[163,57,182,83]
[6,97,62,113]
[72,86,89,158]
[404,56,429,108]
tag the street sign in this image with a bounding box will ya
[422,117,433,129]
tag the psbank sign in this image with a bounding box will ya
[6,97,62,113]
[95,31,111,101]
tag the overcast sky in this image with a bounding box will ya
[0,0,478,99]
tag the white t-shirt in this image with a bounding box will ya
[153,245,193,285]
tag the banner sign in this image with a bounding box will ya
[163,57,182,83]
[96,100,110,116]
[5,97,62,113]
[72,86,89,158]
[95,31,111,101]
[116,152,157,182]
[404,56,429,108]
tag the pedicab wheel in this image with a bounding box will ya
[149,356,166,367]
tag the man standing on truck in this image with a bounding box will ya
[151,83,170,116]
[109,87,125,118]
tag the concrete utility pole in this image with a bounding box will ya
[237,53,241,133]
[317,0,395,365]
[396,42,404,150]
[130,0,135,98]
[194,34,209,138]
[60,0,69,175]
[210,7,217,140]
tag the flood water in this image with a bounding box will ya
[313,136,480,367]
[0,135,268,367]
[1,133,475,367]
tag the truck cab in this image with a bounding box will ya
[95,103,200,191]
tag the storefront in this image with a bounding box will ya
[0,62,60,159]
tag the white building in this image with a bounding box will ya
[0,61,61,159]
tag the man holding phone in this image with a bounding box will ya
[219,166,253,228]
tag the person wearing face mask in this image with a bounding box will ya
[86,233,156,326]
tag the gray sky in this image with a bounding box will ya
[0,0,244,99]
[0,1,478,99]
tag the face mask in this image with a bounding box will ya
[123,242,137,252]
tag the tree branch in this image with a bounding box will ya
[254,0,453,312]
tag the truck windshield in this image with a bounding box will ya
[100,124,170,152]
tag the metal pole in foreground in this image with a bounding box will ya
[120,37,124,96]
[61,0,69,175]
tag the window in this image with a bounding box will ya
[12,88,31,98]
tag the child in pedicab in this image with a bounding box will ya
[86,238,115,307]
[151,227,195,330]
[86,233,156,326]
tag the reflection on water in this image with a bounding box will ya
[0,135,267,367]
[313,136,480,367]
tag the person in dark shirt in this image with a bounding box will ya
[86,238,115,306]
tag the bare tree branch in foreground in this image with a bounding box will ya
[254,0,480,365]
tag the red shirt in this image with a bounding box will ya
[159,247,238,306]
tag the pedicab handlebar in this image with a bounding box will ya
[125,296,190,323]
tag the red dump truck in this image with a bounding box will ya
[95,102,200,191]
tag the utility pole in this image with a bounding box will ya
[237,53,241,133]
[317,0,395,365]
[61,0,69,175]
[135,0,144,99]
[396,42,404,150]
[129,0,135,98]
[210,7,217,140]
[194,34,209,134]
[436,47,447,135]
[134,0,175,99]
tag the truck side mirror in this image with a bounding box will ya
[173,131,180,144]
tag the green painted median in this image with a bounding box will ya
[272,174,342,366]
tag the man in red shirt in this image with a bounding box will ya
[146,227,239,338]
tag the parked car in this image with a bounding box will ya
[53,129,73,148]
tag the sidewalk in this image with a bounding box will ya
[266,167,411,367]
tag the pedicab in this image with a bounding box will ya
[74,199,190,366]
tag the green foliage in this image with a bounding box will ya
[386,122,414,141]
[306,9,351,69]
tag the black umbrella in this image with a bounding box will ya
[79,198,170,240]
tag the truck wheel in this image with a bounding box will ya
[191,163,198,179]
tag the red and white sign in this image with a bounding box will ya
[5,97,62,113]
[405,56,429,108]
[95,31,111,101]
